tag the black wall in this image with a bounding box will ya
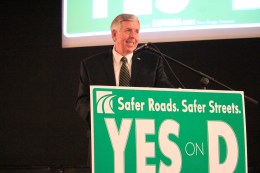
[0,0,259,171]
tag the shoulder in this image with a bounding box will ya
[82,48,112,64]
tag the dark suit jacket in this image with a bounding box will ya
[75,48,174,124]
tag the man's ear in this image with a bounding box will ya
[111,29,117,42]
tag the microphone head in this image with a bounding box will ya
[134,43,150,53]
[200,77,209,85]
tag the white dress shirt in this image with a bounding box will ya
[112,47,133,86]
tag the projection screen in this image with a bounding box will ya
[62,0,260,48]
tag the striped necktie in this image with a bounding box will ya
[119,57,130,86]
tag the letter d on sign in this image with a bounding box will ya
[207,121,238,173]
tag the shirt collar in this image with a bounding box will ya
[113,46,133,64]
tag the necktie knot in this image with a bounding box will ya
[121,57,127,63]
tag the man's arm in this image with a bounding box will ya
[155,55,175,88]
[75,60,91,126]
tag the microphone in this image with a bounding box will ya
[134,43,150,53]
[200,77,209,89]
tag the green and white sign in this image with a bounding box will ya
[62,0,260,48]
[90,86,247,173]
[64,0,260,36]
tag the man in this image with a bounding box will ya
[76,13,174,123]
[75,13,174,169]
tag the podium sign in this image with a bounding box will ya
[90,86,247,173]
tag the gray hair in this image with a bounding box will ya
[110,13,140,31]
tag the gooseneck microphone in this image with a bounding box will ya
[134,42,186,88]
[134,42,150,53]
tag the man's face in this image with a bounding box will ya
[112,20,140,56]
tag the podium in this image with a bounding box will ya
[90,86,247,173]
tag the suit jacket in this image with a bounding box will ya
[75,48,174,123]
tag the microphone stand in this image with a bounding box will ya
[145,45,258,105]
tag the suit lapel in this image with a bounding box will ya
[131,54,142,86]
[102,50,116,86]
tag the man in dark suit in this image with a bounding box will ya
[76,13,173,122]
[76,14,173,170]
[75,13,174,169]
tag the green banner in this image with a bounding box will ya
[65,0,260,35]
[90,86,247,173]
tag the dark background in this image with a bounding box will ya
[0,1,259,172]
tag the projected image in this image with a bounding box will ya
[62,0,260,47]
